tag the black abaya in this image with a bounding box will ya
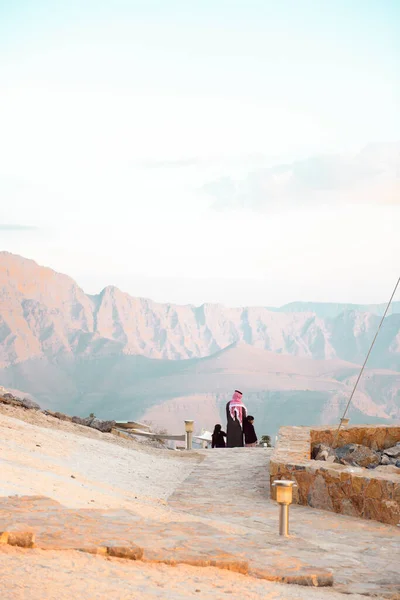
[226,401,246,448]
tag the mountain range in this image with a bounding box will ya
[0,252,399,438]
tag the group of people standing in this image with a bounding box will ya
[212,390,258,448]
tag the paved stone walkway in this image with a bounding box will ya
[169,448,400,597]
[0,448,399,597]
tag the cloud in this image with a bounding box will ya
[203,142,400,211]
[140,158,201,169]
[0,224,38,231]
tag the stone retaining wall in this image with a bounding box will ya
[270,425,400,526]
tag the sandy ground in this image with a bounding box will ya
[0,405,199,509]
[0,546,371,600]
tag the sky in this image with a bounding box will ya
[0,0,399,307]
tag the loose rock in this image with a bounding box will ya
[72,416,94,427]
[334,444,380,468]
[383,445,400,459]
[89,418,116,433]
[21,398,41,410]
[312,443,335,461]
[0,396,22,407]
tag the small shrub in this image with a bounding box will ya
[142,420,168,447]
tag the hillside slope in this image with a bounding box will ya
[2,342,398,440]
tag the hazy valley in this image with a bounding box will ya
[0,252,399,438]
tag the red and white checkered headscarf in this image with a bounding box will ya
[229,390,246,426]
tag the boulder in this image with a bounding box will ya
[383,445,400,459]
[44,410,73,422]
[89,418,116,433]
[54,412,73,422]
[312,443,335,461]
[0,395,21,407]
[334,443,380,468]
[311,443,324,459]
[21,398,41,410]
[380,454,391,466]
[70,416,115,432]
[72,416,94,427]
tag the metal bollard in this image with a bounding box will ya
[184,420,194,450]
[271,480,297,537]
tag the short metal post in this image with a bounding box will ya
[279,503,289,536]
[271,480,297,538]
[184,420,194,450]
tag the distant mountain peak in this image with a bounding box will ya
[0,252,399,436]
[0,252,399,370]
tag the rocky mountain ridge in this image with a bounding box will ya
[1,252,399,369]
[0,252,399,436]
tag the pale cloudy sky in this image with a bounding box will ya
[0,0,399,307]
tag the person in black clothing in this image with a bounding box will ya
[212,424,227,448]
[243,415,258,447]
[226,390,246,447]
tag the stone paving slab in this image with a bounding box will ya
[1,448,399,596]
[0,495,332,587]
[168,448,400,598]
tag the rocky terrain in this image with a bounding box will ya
[313,441,400,471]
[0,252,399,437]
